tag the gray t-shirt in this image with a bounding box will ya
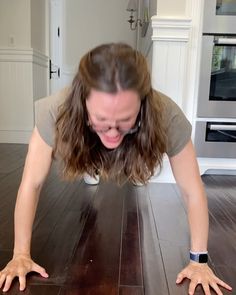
[34,88,192,157]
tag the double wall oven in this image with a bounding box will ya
[194,0,236,158]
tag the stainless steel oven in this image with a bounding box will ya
[195,121,236,158]
[194,0,236,159]
[197,35,236,118]
[203,0,236,34]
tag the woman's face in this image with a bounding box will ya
[86,89,141,149]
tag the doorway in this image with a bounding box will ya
[49,0,63,94]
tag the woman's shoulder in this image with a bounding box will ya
[153,90,192,157]
[154,90,178,111]
[35,87,71,119]
[34,87,71,147]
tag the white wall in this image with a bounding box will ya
[150,0,196,182]
[157,0,187,16]
[0,0,31,48]
[0,0,48,143]
[0,0,135,143]
[31,0,47,54]
[138,0,157,55]
[63,0,137,69]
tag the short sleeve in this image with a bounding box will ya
[34,97,55,147]
[34,88,70,147]
[159,93,192,157]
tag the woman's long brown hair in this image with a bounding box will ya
[54,43,167,184]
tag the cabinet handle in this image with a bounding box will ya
[214,38,236,45]
[209,124,236,131]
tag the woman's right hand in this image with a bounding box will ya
[0,254,49,292]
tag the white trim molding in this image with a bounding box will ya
[150,17,192,183]
[32,49,48,68]
[0,130,32,144]
[151,16,192,110]
[198,158,236,176]
[0,47,48,67]
[152,17,192,42]
[0,47,48,144]
[150,8,236,182]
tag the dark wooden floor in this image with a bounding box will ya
[0,144,236,295]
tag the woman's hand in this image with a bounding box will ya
[0,254,49,292]
[176,262,232,295]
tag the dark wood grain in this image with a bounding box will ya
[0,283,61,295]
[0,143,27,174]
[119,185,143,287]
[202,174,236,293]
[0,168,23,250]
[147,183,191,295]
[64,181,125,295]
[136,186,169,295]
[1,144,236,295]
[119,286,143,295]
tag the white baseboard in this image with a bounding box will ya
[198,158,236,175]
[150,157,175,183]
[150,156,236,184]
[0,130,31,144]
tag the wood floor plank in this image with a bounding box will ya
[202,175,236,292]
[1,144,236,295]
[160,240,207,295]
[0,250,13,270]
[147,182,225,295]
[64,181,126,295]
[1,283,61,295]
[136,186,169,295]
[147,183,210,294]
[0,168,24,250]
[0,173,7,180]
[30,180,98,284]
[119,286,143,295]
[0,143,27,174]
[148,183,189,246]
[119,185,143,287]
[147,183,190,294]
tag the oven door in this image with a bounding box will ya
[203,0,236,34]
[197,35,236,118]
[194,121,236,158]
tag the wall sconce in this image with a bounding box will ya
[126,0,149,36]
[126,0,142,30]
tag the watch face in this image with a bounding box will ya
[199,254,208,263]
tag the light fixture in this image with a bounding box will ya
[126,0,143,30]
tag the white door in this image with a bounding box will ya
[49,0,62,94]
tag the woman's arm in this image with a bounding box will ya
[169,140,208,252]
[0,127,53,292]
[169,140,232,295]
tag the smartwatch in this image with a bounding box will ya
[190,251,208,263]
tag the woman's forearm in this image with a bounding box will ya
[184,187,209,252]
[169,141,209,253]
[13,128,53,256]
[13,184,42,256]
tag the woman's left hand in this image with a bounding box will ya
[176,262,232,295]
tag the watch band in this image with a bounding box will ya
[190,251,208,263]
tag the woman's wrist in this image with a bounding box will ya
[13,247,31,257]
[13,252,31,259]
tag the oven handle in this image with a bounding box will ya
[209,124,236,131]
[214,38,236,45]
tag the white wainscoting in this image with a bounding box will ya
[150,14,236,182]
[150,17,192,183]
[151,17,192,110]
[0,48,48,143]
[32,50,49,101]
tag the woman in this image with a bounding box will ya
[0,43,232,294]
